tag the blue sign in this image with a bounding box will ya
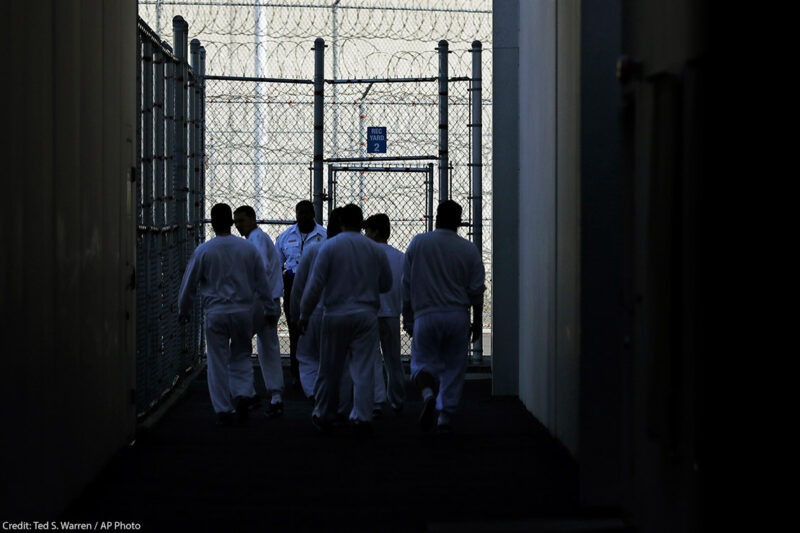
[367,127,387,153]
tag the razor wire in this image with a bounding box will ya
[136,16,207,419]
[138,0,493,359]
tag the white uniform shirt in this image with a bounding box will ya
[289,245,323,322]
[247,226,283,299]
[275,223,327,274]
[402,229,485,325]
[299,232,392,319]
[178,234,274,317]
[377,243,404,318]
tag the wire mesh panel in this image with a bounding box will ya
[138,1,493,359]
[136,16,207,419]
[331,164,432,356]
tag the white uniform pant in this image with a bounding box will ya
[409,310,470,416]
[373,317,406,409]
[296,311,323,398]
[204,309,254,414]
[313,311,378,423]
[248,304,284,396]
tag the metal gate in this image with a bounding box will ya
[202,37,486,360]
[328,161,434,357]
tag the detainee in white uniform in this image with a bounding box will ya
[364,213,407,416]
[290,207,355,416]
[178,203,277,425]
[234,205,285,418]
[402,200,485,433]
[299,204,392,433]
[275,200,327,387]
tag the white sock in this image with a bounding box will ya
[271,392,282,404]
[437,412,451,426]
[422,387,434,401]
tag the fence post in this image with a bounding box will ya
[471,40,483,362]
[438,39,449,203]
[427,163,434,232]
[191,39,201,238]
[173,16,189,363]
[173,16,188,233]
[313,37,325,223]
[164,41,175,228]
[154,44,166,366]
[199,46,206,245]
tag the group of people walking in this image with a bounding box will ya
[178,198,485,435]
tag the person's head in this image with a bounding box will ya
[295,200,316,233]
[340,204,364,232]
[363,213,390,243]
[211,203,234,235]
[233,205,257,237]
[327,207,344,238]
[435,200,462,231]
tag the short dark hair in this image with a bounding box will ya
[295,200,314,213]
[211,203,233,231]
[339,203,364,229]
[327,207,344,238]
[435,200,462,230]
[364,213,390,240]
[233,205,256,219]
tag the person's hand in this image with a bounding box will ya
[403,323,413,337]
[298,317,308,335]
[470,321,481,343]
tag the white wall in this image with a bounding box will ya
[495,0,581,454]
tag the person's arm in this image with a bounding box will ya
[252,247,277,316]
[401,242,414,336]
[377,246,392,294]
[298,245,330,332]
[290,249,315,324]
[178,248,201,321]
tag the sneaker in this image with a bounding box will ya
[216,411,235,426]
[264,402,284,419]
[312,414,332,434]
[234,397,251,423]
[419,397,436,432]
[235,395,260,411]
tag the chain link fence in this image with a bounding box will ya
[138,1,493,361]
[136,16,207,419]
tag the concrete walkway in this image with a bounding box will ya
[63,365,582,532]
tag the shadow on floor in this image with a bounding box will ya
[63,366,581,532]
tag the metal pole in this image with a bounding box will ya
[154,46,165,227]
[313,37,325,224]
[471,40,483,362]
[173,16,188,231]
[191,39,201,236]
[438,40,449,202]
[200,46,207,243]
[164,41,175,227]
[173,16,190,364]
[427,163,434,232]
[143,39,154,228]
[254,0,267,218]
[332,0,340,159]
[327,164,334,214]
